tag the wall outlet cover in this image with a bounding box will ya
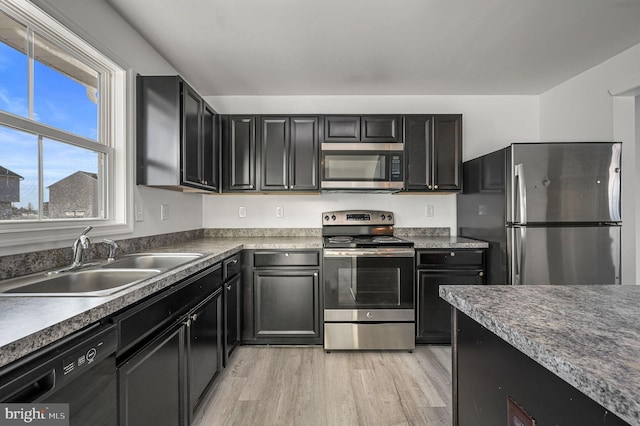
[239,206,247,218]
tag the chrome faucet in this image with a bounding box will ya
[71,226,93,268]
[47,226,94,275]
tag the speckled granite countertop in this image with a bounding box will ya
[440,285,640,426]
[0,235,485,369]
[0,237,322,368]
[408,236,488,249]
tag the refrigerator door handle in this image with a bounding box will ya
[512,226,526,285]
[514,163,527,225]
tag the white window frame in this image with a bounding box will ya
[0,0,133,249]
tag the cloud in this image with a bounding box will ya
[0,88,28,117]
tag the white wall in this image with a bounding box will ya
[35,0,205,240]
[540,42,640,284]
[204,95,539,232]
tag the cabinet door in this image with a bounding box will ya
[182,84,202,187]
[224,274,242,364]
[416,269,483,344]
[224,116,256,191]
[432,114,462,191]
[118,321,186,426]
[361,115,401,142]
[201,105,219,191]
[289,117,319,191]
[260,116,289,191]
[324,116,360,142]
[404,115,432,190]
[253,269,320,342]
[188,289,222,415]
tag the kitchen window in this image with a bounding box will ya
[0,0,131,245]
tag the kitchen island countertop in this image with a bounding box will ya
[440,284,640,425]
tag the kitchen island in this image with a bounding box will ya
[440,284,639,425]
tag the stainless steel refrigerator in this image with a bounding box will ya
[457,142,621,285]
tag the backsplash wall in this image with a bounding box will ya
[202,193,457,230]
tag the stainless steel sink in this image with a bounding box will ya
[1,269,161,297]
[101,253,203,270]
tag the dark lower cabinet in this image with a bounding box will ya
[115,265,224,426]
[188,289,222,414]
[224,273,241,364]
[118,321,186,426]
[416,249,485,344]
[254,269,320,342]
[243,250,321,344]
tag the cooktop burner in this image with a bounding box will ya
[323,235,413,248]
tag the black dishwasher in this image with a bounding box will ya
[0,323,117,426]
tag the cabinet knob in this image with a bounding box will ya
[226,284,232,291]
[427,185,432,189]
[450,252,455,257]
[285,253,289,257]
[434,184,439,189]
[479,271,484,277]
[284,185,288,189]
[230,259,238,264]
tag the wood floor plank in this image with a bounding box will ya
[192,346,452,426]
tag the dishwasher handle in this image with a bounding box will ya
[2,370,56,403]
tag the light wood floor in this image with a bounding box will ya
[192,345,452,426]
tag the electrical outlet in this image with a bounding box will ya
[135,203,144,222]
[160,204,169,221]
[276,206,284,218]
[238,206,247,218]
[425,205,435,217]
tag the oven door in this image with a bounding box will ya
[323,248,414,313]
[321,146,403,190]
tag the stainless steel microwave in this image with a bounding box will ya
[320,143,404,191]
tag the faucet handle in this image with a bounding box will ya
[103,239,118,262]
[80,226,93,236]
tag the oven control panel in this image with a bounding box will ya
[322,210,394,226]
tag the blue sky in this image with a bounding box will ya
[0,40,99,210]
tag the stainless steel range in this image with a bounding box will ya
[322,210,415,351]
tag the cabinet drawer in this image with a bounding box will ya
[253,251,319,267]
[223,254,241,279]
[417,249,484,268]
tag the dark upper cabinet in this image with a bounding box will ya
[137,75,219,192]
[260,116,319,191]
[404,114,462,192]
[361,115,401,142]
[223,115,319,192]
[324,116,360,142]
[260,116,289,191]
[289,117,320,190]
[324,115,400,143]
[223,116,257,191]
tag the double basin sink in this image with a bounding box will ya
[0,253,203,297]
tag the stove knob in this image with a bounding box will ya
[387,214,392,221]
[324,215,329,221]
[380,214,386,220]
[331,215,336,221]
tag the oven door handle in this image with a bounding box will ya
[323,248,415,258]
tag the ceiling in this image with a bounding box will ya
[106,0,640,96]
